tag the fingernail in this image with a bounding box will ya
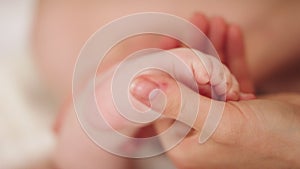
[239,92,256,100]
[130,77,159,102]
[226,91,240,101]
[149,88,160,100]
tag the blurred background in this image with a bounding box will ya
[0,0,55,168]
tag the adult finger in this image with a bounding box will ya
[226,25,254,93]
[208,16,228,63]
[130,69,246,144]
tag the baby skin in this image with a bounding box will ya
[91,48,253,141]
[94,13,255,132]
[53,12,255,169]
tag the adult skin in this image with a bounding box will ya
[32,1,300,168]
[131,66,300,169]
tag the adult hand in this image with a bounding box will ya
[130,70,300,169]
[130,13,300,169]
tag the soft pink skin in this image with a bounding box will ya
[32,1,300,169]
[53,103,131,169]
[131,73,300,169]
[91,48,254,132]
[33,1,300,100]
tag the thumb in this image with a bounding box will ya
[130,70,228,143]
